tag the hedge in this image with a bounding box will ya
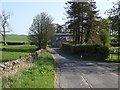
[61,43,110,61]
[6,42,25,45]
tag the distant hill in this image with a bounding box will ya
[0,34,29,42]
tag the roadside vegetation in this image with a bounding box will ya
[1,45,37,62]
[108,47,120,62]
[2,50,55,88]
[59,1,120,63]
[61,42,119,62]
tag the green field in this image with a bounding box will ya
[109,54,119,61]
[108,47,120,62]
[0,34,28,42]
[2,50,55,88]
[1,45,37,62]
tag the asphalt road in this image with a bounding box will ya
[48,47,119,89]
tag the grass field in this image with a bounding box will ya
[2,50,55,88]
[108,54,119,61]
[0,34,28,42]
[1,45,37,62]
[108,47,120,62]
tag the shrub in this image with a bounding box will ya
[99,29,110,46]
[61,42,74,53]
[96,45,110,60]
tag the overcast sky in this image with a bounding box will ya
[1,0,117,35]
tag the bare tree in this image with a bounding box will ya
[0,10,12,46]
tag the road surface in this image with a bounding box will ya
[48,47,119,89]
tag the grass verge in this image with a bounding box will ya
[2,50,55,88]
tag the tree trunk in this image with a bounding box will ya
[80,3,84,45]
[3,28,7,46]
[85,29,90,43]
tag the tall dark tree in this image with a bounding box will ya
[84,1,100,44]
[28,12,55,49]
[65,0,100,45]
[66,2,85,45]
[55,24,64,33]
[55,23,69,33]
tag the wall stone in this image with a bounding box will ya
[0,49,42,76]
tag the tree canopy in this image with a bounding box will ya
[107,1,120,43]
[65,0,100,45]
[28,12,55,49]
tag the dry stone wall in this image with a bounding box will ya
[0,49,42,76]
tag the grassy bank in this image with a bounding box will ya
[1,45,37,62]
[2,50,55,88]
